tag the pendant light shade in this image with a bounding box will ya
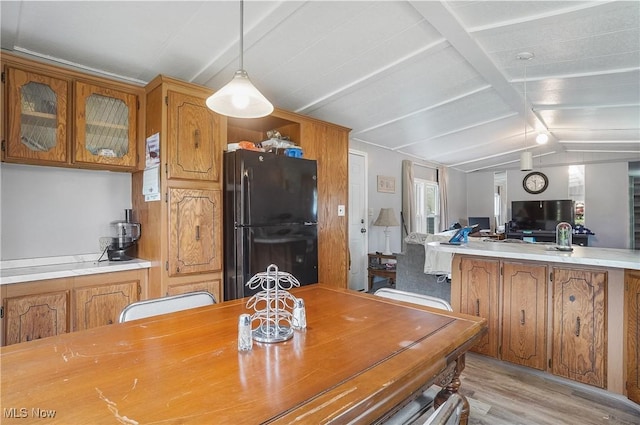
[206,70,273,118]
[206,0,273,119]
[520,151,533,171]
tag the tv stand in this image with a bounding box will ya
[506,231,589,246]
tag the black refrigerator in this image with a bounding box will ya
[224,150,318,300]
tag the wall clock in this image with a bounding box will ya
[523,171,548,194]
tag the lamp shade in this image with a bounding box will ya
[205,70,274,119]
[520,151,533,171]
[374,208,400,227]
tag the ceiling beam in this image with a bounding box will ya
[408,0,563,155]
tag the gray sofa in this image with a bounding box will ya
[395,239,451,303]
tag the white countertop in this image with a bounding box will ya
[0,254,153,285]
[428,240,640,270]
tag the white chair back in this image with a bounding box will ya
[119,291,216,323]
[420,393,464,425]
[374,288,452,311]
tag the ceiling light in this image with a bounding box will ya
[536,133,549,144]
[520,151,533,171]
[206,0,273,118]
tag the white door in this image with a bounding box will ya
[348,150,368,291]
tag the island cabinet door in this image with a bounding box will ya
[459,257,500,357]
[501,262,547,370]
[627,270,640,404]
[73,281,140,330]
[3,291,69,345]
[551,267,607,388]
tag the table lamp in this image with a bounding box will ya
[374,208,400,255]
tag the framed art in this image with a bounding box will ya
[377,175,395,193]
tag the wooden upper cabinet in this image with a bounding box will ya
[552,267,607,388]
[459,257,500,357]
[74,281,139,331]
[5,67,69,164]
[168,188,222,276]
[73,81,137,169]
[167,90,220,182]
[501,261,547,370]
[3,291,69,345]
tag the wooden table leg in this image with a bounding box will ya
[434,354,470,425]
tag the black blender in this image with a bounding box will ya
[107,209,141,261]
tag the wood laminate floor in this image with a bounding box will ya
[459,353,640,425]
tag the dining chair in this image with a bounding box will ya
[373,288,453,311]
[418,393,464,425]
[119,291,216,323]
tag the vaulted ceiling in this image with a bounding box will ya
[2,1,638,173]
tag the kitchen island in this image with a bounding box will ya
[429,240,640,404]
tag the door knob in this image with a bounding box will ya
[361,228,366,233]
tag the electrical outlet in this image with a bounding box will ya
[99,237,112,251]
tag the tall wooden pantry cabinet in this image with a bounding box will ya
[133,75,224,302]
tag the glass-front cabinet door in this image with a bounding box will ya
[74,81,137,169]
[5,67,69,164]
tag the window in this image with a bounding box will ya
[568,165,585,226]
[494,171,507,231]
[414,178,439,234]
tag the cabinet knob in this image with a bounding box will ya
[108,319,113,325]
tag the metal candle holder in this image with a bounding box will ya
[245,264,300,343]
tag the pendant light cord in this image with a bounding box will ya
[239,0,244,71]
[523,60,527,148]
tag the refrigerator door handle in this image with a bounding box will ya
[241,169,251,225]
[304,222,317,226]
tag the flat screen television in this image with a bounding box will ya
[468,216,491,231]
[511,200,574,231]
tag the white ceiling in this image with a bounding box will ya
[2,1,639,173]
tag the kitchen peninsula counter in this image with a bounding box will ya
[428,239,640,403]
[0,254,152,285]
[427,240,639,270]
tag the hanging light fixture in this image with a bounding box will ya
[206,0,273,118]
[518,52,534,171]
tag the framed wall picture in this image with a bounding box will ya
[377,175,395,193]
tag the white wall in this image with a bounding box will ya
[1,163,132,260]
[466,162,632,248]
[444,167,468,229]
[350,140,404,254]
[349,140,467,252]
[585,162,629,248]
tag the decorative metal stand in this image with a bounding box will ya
[245,264,300,343]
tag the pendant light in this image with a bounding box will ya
[518,52,534,171]
[206,0,273,118]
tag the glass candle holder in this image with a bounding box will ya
[556,222,573,251]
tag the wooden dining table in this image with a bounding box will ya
[0,285,486,424]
